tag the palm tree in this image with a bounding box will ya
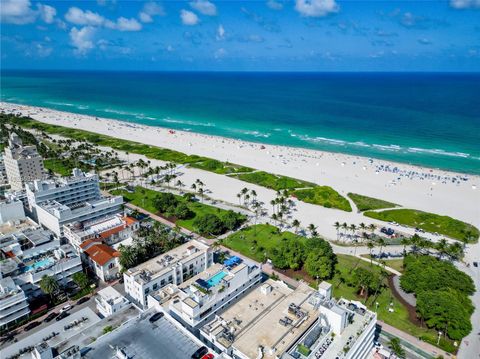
[368,223,376,234]
[367,241,375,265]
[388,338,406,359]
[237,193,242,205]
[40,275,59,302]
[359,222,366,232]
[333,222,340,240]
[377,237,386,258]
[271,213,278,225]
[292,219,300,234]
[435,238,448,259]
[341,222,348,240]
[307,223,317,238]
[270,199,276,214]
[400,237,410,255]
[446,242,464,261]
[349,224,357,236]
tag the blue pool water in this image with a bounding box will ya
[22,257,54,273]
[206,271,227,288]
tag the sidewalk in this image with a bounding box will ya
[378,320,453,359]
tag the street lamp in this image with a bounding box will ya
[437,331,442,345]
[375,302,379,312]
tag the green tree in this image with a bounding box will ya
[193,214,225,236]
[222,211,244,231]
[40,275,59,300]
[174,202,194,219]
[388,338,405,359]
[72,272,89,290]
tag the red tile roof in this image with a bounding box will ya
[84,244,120,266]
[98,225,125,240]
[79,238,103,250]
[123,216,138,227]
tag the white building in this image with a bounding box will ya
[0,277,30,330]
[95,286,130,318]
[149,257,262,331]
[0,228,83,296]
[124,240,213,308]
[80,241,121,282]
[26,168,101,214]
[35,196,123,238]
[64,214,139,252]
[199,280,376,359]
[0,198,25,224]
[0,154,7,186]
[3,133,46,191]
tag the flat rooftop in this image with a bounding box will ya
[83,312,204,359]
[0,218,38,237]
[202,280,318,359]
[127,240,209,283]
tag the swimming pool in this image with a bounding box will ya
[21,257,55,273]
[206,271,227,288]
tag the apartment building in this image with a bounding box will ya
[35,196,124,238]
[3,133,46,191]
[199,280,376,359]
[0,227,82,296]
[0,198,25,224]
[64,214,139,252]
[95,286,130,318]
[148,256,262,331]
[0,277,30,330]
[123,240,212,308]
[26,168,101,216]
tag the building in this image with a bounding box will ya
[0,227,82,296]
[35,196,124,238]
[3,133,46,191]
[82,310,209,359]
[124,240,213,308]
[0,277,30,330]
[95,286,130,318]
[199,280,376,359]
[64,214,139,252]
[0,154,7,186]
[149,256,262,331]
[0,198,25,224]
[81,241,120,282]
[26,168,101,215]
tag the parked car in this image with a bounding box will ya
[201,354,214,359]
[191,347,209,359]
[473,262,478,268]
[44,312,58,322]
[149,312,164,323]
[60,304,72,313]
[56,312,70,321]
[77,297,90,305]
[24,321,40,331]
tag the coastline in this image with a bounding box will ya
[1,101,479,227]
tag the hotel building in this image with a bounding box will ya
[0,277,30,330]
[123,240,212,308]
[3,133,46,191]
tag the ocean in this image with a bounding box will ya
[1,70,479,174]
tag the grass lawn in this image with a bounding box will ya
[331,255,455,353]
[111,186,245,234]
[44,158,90,176]
[190,159,253,174]
[360,255,404,273]
[221,224,306,262]
[292,187,352,212]
[364,209,479,242]
[234,171,315,191]
[347,193,398,212]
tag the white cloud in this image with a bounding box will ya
[189,0,217,16]
[65,7,142,31]
[267,0,284,10]
[450,0,480,8]
[114,17,142,31]
[139,2,165,23]
[1,0,57,25]
[214,48,227,59]
[35,43,53,57]
[65,7,105,26]
[37,4,56,24]
[69,26,95,55]
[294,0,339,17]
[180,10,199,25]
[216,24,225,40]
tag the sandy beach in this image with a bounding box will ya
[1,101,479,229]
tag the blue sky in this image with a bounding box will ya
[1,0,479,71]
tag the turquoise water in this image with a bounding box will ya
[1,70,479,174]
[22,257,54,273]
[206,271,227,288]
